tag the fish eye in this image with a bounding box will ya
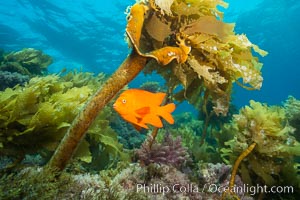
[122,99,126,104]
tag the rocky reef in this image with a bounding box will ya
[0,71,29,90]
[0,0,299,199]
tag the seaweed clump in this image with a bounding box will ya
[0,48,52,90]
[129,0,268,116]
[220,100,300,188]
[0,72,127,169]
[0,48,52,76]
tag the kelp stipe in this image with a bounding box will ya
[48,52,146,171]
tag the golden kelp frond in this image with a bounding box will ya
[183,16,235,40]
[211,93,231,116]
[150,0,175,15]
[145,14,172,42]
[187,33,265,90]
[145,34,191,64]
[126,0,267,116]
[226,34,268,57]
[146,46,187,65]
[188,33,213,44]
[126,3,149,49]
[188,58,227,85]
[172,63,198,89]
[126,3,191,64]
[173,0,228,19]
[230,59,263,90]
[172,1,200,17]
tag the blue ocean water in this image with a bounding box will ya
[0,0,299,108]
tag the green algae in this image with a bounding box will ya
[0,48,52,76]
[0,72,128,169]
[219,100,300,187]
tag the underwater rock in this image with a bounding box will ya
[198,162,250,199]
[284,96,300,141]
[198,163,231,186]
[0,70,29,90]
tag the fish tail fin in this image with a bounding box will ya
[159,103,175,124]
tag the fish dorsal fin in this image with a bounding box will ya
[135,107,150,117]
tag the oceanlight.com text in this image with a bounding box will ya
[136,183,294,196]
[208,184,294,196]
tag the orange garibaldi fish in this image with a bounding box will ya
[113,89,176,130]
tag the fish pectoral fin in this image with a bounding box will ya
[142,114,163,128]
[132,123,148,131]
[135,107,150,117]
[133,124,142,131]
[137,117,143,123]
